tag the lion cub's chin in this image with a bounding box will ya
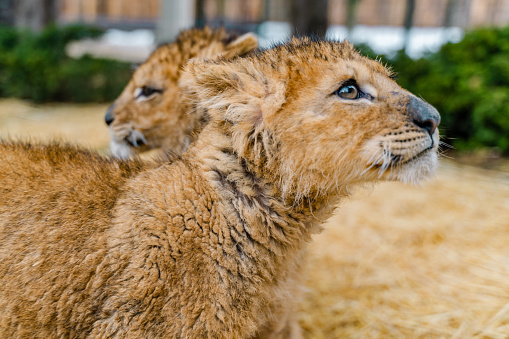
[109,140,133,160]
[382,150,439,185]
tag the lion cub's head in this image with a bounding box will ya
[105,27,258,159]
[183,38,440,202]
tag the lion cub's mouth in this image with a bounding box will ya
[395,145,434,165]
[124,129,148,148]
[109,127,148,159]
[362,131,438,179]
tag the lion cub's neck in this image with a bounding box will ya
[189,128,334,256]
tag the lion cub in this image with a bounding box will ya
[0,38,439,338]
[106,27,258,159]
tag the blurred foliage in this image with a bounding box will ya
[0,24,508,152]
[359,26,509,153]
[0,24,131,103]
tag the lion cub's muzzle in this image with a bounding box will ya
[105,103,148,159]
[363,94,441,178]
[407,95,441,137]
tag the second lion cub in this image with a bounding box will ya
[106,27,258,159]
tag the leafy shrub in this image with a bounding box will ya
[0,25,20,50]
[358,26,509,153]
[0,25,131,103]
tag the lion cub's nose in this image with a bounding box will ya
[105,104,115,126]
[408,96,441,135]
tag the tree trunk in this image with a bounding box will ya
[97,0,107,16]
[195,0,206,28]
[15,0,59,32]
[156,0,195,44]
[263,0,271,21]
[0,0,15,26]
[290,0,328,37]
[403,0,416,53]
[459,0,473,28]
[443,0,457,27]
[346,0,359,40]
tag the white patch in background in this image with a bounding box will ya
[256,22,463,59]
[102,29,155,47]
[67,23,464,63]
[66,29,156,63]
[257,21,293,49]
[326,25,464,59]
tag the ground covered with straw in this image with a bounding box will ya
[1,99,508,338]
[302,163,509,338]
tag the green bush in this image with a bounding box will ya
[0,25,131,103]
[359,26,509,153]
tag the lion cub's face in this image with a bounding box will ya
[106,28,258,159]
[183,38,440,199]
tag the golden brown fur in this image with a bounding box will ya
[0,37,440,338]
[107,27,258,159]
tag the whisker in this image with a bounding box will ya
[439,140,454,149]
[438,152,454,160]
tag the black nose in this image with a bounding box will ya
[408,96,440,135]
[105,104,115,126]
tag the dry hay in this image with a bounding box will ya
[301,162,509,338]
[0,99,110,150]
[1,99,508,338]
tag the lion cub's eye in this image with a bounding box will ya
[335,83,361,100]
[134,86,163,102]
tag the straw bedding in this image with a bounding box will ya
[301,161,509,338]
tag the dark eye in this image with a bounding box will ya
[134,86,163,102]
[335,84,361,100]
[139,86,162,97]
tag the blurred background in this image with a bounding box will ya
[1,1,509,338]
[1,0,509,156]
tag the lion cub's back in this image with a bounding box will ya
[0,140,149,336]
[0,140,147,217]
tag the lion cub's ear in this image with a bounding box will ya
[181,58,286,125]
[222,32,258,59]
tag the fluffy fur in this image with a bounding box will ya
[0,37,440,338]
[107,27,258,159]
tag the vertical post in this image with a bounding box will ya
[78,0,83,22]
[461,0,472,28]
[290,0,328,37]
[217,0,225,26]
[346,0,359,40]
[15,0,59,32]
[443,0,457,27]
[195,0,206,28]
[97,0,107,23]
[403,0,416,53]
[264,0,271,21]
[0,0,16,25]
[156,0,196,44]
